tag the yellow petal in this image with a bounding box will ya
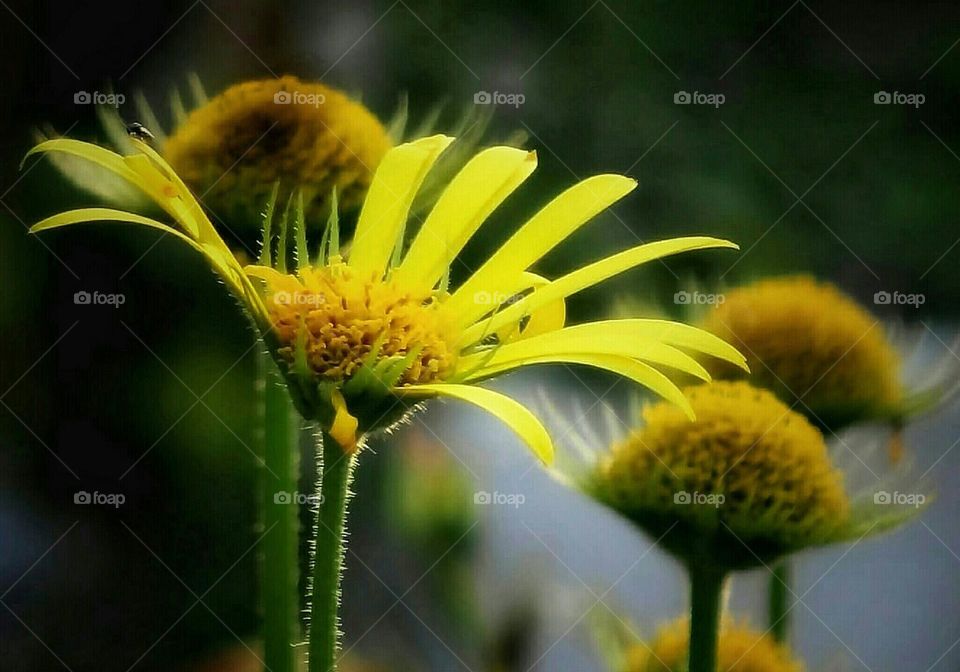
[483,272,565,343]
[124,154,200,238]
[329,389,359,453]
[511,274,566,340]
[244,264,293,284]
[447,174,637,325]
[127,138,223,246]
[349,135,454,278]
[26,138,149,193]
[394,147,537,291]
[465,353,695,420]
[458,237,739,347]
[537,320,748,371]
[31,207,206,256]
[30,207,251,306]
[460,331,711,381]
[26,138,223,250]
[397,383,553,464]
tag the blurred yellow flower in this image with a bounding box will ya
[627,617,804,672]
[594,381,849,567]
[164,76,392,224]
[26,134,747,458]
[700,276,904,431]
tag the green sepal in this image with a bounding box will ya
[294,190,309,274]
[170,87,188,126]
[258,181,280,267]
[276,192,294,273]
[385,92,409,143]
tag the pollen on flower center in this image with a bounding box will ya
[700,275,904,430]
[595,381,849,558]
[164,76,392,228]
[264,263,457,386]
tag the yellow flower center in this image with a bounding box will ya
[596,381,848,557]
[164,76,392,225]
[628,617,804,672]
[264,262,458,386]
[701,276,903,429]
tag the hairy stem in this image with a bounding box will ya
[308,431,356,672]
[687,564,726,672]
[768,560,791,643]
[259,352,301,672]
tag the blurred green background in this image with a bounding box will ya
[2,1,959,670]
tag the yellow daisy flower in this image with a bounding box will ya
[163,76,392,224]
[541,380,922,572]
[25,134,747,459]
[701,276,908,431]
[39,75,510,240]
[627,617,804,672]
[596,381,848,567]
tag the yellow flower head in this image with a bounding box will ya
[164,76,392,227]
[627,617,804,672]
[594,381,849,568]
[701,276,904,431]
[26,134,748,459]
[258,260,457,386]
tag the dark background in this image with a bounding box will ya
[1,1,959,670]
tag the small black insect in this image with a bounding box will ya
[126,122,155,142]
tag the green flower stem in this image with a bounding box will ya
[259,353,301,672]
[687,564,726,672]
[768,560,791,643]
[308,431,356,672]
